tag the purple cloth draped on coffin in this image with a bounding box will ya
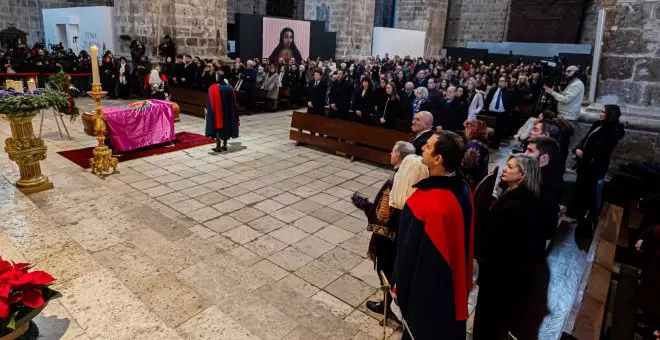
[103,99,176,152]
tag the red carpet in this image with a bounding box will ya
[58,132,216,169]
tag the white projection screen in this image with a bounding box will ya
[372,27,426,58]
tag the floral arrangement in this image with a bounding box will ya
[0,72,80,120]
[0,256,59,336]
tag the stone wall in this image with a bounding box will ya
[226,0,266,24]
[0,0,112,46]
[304,0,375,59]
[395,0,449,56]
[444,0,511,47]
[114,0,227,60]
[597,0,660,109]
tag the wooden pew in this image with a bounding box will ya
[169,87,206,118]
[289,111,414,165]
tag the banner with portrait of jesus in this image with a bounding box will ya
[262,17,310,65]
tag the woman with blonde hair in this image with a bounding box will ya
[473,154,542,339]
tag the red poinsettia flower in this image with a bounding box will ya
[0,256,56,320]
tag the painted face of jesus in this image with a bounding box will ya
[283,31,293,47]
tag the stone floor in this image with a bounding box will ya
[0,97,483,340]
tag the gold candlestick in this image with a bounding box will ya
[87,83,118,177]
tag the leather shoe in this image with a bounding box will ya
[366,300,385,314]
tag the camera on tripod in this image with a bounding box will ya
[536,57,563,87]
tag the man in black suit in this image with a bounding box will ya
[307,69,327,115]
[399,82,416,121]
[328,69,352,120]
[484,76,515,148]
[410,111,435,155]
[435,86,466,132]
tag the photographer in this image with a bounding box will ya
[74,50,92,94]
[544,65,584,122]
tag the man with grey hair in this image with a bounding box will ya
[351,140,428,320]
[544,65,584,122]
[410,111,435,155]
[402,82,416,120]
[436,85,465,132]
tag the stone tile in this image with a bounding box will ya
[310,291,354,318]
[35,242,100,284]
[275,274,320,299]
[33,300,88,339]
[176,305,260,340]
[310,206,346,224]
[289,175,315,185]
[130,178,161,190]
[218,185,250,198]
[354,175,380,186]
[154,173,184,184]
[335,169,361,179]
[293,235,335,258]
[177,168,204,178]
[341,235,371,256]
[270,206,306,223]
[142,184,174,198]
[289,185,320,198]
[292,215,329,234]
[91,242,144,271]
[207,234,238,251]
[325,274,377,308]
[57,269,181,339]
[123,228,198,273]
[188,224,218,240]
[345,309,393,339]
[339,180,370,192]
[204,215,243,233]
[117,171,149,184]
[320,175,347,185]
[315,225,355,245]
[272,192,302,205]
[180,185,213,198]
[269,225,310,245]
[248,215,287,233]
[254,185,284,198]
[202,179,233,191]
[196,191,229,205]
[328,199,359,214]
[235,192,267,205]
[186,206,223,223]
[350,259,381,288]
[169,198,206,214]
[319,247,365,273]
[230,206,265,223]
[269,246,313,271]
[138,274,208,327]
[253,259,289,281]
[307,180,335,191]
[212,198,245,214]
[156,191,191,206]
[281,326,324,340]
[222,225,263,244]
[289,199,323,214]
[295,259,344,288]
[190,173,218,185]
[308,192,340,206]
[228,246,263,266]
[244,235,287,258]
[324,186,354,199]
[253,199,285,214]
[334,215,368,234]
[143,168,170,178]
[64,217,122,252]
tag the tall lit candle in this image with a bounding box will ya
[90,45,100,84]
[27,80,36,92]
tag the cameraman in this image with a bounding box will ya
[544,65,584,122]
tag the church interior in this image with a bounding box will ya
[0,0,660,339]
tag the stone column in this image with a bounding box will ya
[394,0,448,56]
[305,0,376,59]
[597,0,660,109]
[115,0,227,60]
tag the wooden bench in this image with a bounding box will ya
[289,111,414,165]
[169,87,206,118]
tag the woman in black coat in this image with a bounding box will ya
[351,76,376,124]
[376,83,400,129]
[570,104,625,228]
[100,52,118,99]
[473,154,542,340]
